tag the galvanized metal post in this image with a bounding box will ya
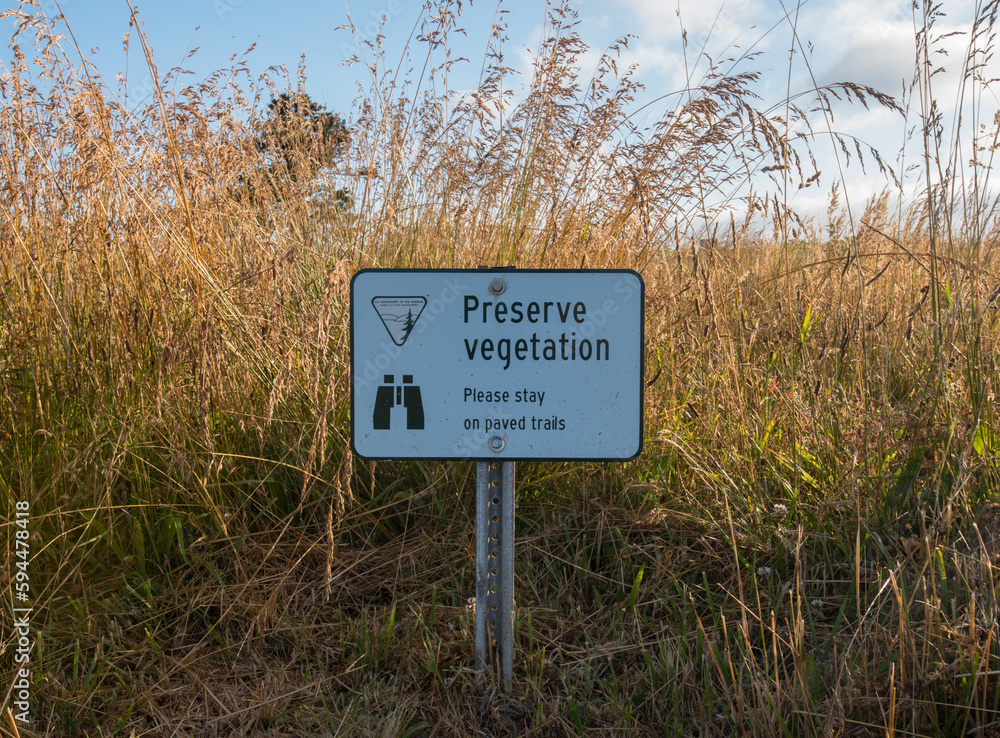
[475,460,515,686]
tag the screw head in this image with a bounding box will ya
[488,278,506,296]
[488,436,505,453]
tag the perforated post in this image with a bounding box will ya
[475,460,515,686]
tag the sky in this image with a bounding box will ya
[4,0,997,222]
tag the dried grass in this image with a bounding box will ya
[1,0,1000,735]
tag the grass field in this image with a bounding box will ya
[2,1,1000,735]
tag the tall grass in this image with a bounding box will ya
[1,0,999,734]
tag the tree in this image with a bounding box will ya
[402,310,417,341]
[245,92,351,207]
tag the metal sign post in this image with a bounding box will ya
[475,460,515,685]
[350,268,644,689]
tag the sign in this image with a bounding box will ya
[351,269,644,461]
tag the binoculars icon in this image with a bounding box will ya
[373,375,425,430]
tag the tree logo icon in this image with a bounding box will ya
[371,296,428,346]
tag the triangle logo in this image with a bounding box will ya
[371,296,427,346]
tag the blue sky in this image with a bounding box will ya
[5,0,995,220]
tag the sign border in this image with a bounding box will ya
[350,268,645,462]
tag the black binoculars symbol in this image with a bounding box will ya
[373,375,425,430]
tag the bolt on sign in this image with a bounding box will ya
[351,269,644,461]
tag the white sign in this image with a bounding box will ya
[351,269,644,460]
